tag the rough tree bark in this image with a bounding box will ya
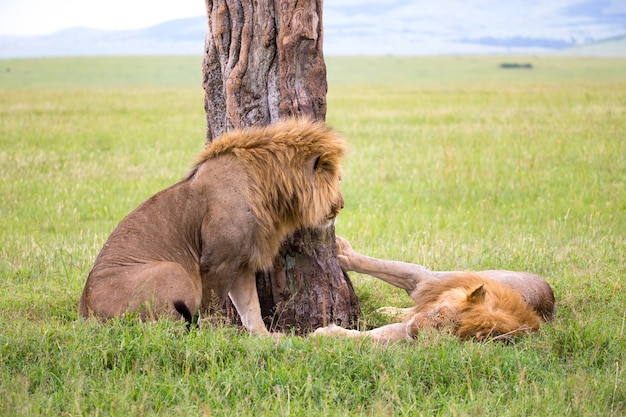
[202,0,361,334]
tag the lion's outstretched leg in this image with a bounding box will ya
[335,236,433,293]
[335,236,556,321]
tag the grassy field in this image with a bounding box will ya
[1,55,625,416]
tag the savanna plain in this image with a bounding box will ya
[0,55,625,416]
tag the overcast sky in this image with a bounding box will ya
[0,0,206,36]
[0,0,624,41]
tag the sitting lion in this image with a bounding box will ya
[80,118,347,336]
[314,236,555,342]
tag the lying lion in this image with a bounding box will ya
[80,119,347,336]
[314,237,555,342]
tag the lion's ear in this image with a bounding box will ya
[467,284,486,304]
[305,154,323,178]
[313,155,322,171]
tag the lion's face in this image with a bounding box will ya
[302,152,344,229]
[407,281,542,341]
[325,192,344,227]
[450,284,542,341]
[456,291,542,341]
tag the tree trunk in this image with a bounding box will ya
[202,0,360,334]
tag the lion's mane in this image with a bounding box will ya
[188,118,348,270]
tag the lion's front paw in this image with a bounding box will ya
[312,324,340,336]
[376,306,415,322]
[377,306,404,317]
[334,236,360,272]
[334,236,352,254]
[312,324,359,338]
[336,254,350,271]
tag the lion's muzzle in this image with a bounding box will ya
[324,193,344,227]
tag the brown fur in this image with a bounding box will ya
[405,273,542,341]
[80,118,347,335]
[313,237,553,342]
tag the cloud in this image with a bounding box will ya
[0,0,206,36]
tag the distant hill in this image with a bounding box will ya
[322,1,626,56]
[1,4,625,58]
[0,17,207,58]
[558,35,626,57]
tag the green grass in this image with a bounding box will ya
[1,55,625,416]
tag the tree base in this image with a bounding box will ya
[256,227,361,334]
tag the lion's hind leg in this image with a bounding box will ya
[81,262,202,324]
[131,262,202,323]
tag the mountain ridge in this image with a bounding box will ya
[1,8,624,58]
